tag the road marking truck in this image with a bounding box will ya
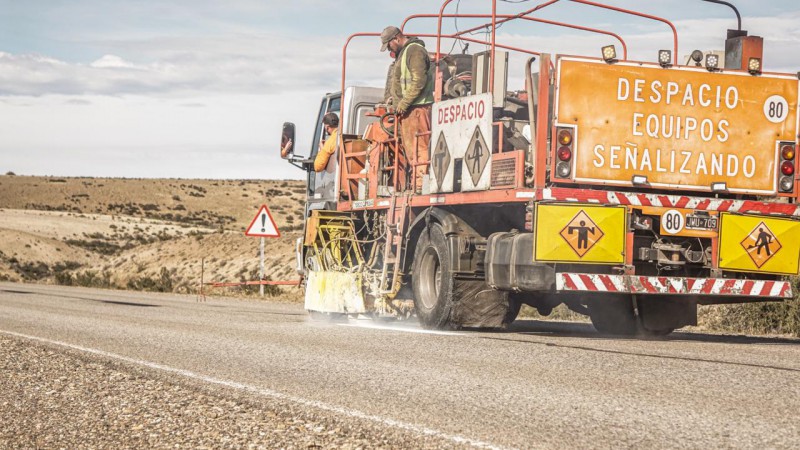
[281,0,799,336]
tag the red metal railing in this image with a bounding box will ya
[338,0,683,195]
[571,0,679,64]
[403,13,629,63]
[434,0,565,101]
[210,280,300,288]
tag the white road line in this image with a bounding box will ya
[1,329,504,450]
[337,322,464,336]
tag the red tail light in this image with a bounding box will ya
[558,146,572,161]
[781,160,795,176]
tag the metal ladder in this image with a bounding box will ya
[379,193,409,296]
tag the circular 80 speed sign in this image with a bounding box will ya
[764,95,789,124]
[661,209,684,235]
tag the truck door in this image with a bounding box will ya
[307,95,341,211]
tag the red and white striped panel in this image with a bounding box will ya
[557,273,793,298]
[540,188,800,217]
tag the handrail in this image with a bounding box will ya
[338,31,540,199]
[434,0,563,101]
[416,32,540,57]
[340,31,541,117]
[570,0,679,64]
[339,32,380,199]
[427,0,564,51]
[403,13,628,61]
[339,0,681,193]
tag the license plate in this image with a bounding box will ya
[686,214,718,230]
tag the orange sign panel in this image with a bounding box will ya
[555,57,799,194]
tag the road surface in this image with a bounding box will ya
[1,282,799,449]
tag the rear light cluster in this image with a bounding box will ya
[779,142,796,193]
[555,127,574,179]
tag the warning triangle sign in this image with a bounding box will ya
[245,205,281,238]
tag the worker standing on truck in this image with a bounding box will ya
[314,113,339,172]
[380,25,434,191]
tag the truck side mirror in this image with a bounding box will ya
[280,122,296,160]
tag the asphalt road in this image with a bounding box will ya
[1,282,799,449]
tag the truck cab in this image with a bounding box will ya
[283,87,384,211]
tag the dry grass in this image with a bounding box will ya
[0,175,305,301]
[698,297,800,337]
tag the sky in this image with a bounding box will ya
[1,0,799,180]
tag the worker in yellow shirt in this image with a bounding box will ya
[314,113,339,172]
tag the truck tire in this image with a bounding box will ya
[412,223,456,329]
[450,279,520,329]
[637,296,696,336]
[587,295,639,336]
[505,297,522,324]
[588,295,681,337]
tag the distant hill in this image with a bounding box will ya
[0,175,306,300]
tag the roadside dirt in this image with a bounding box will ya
[0,175,305,300]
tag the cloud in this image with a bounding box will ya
[0,93,317,179]
[4,7,797,100]
[90,54,140,69]
[0,33,385,98]
[1,0,798,180]
[64,98,92,106]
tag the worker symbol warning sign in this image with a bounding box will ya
[431,131,451,192]
[535,204,625,264]
[740,222,781,268]
[245,205,280,238]
[559,210,605,258]
[465,125,489,186]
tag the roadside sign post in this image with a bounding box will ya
[259,237,265,296]
[245,205,281,296]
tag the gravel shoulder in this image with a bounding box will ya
[0,335,459,449]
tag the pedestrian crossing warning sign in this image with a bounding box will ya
[535,204,625,264]
[560,211,604,257]
[431,131,450,192]
[740,222,781,268]
[465,125,489,186]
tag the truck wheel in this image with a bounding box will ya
[637,296,696,336]
[504,297,522,324]
[451,280,519,328]
[587,295,639,336]
[412,223,455,329]
[589,295,680,337]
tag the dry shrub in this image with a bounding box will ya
[126,267,174,292]
[700,300,800,337]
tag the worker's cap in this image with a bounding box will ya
[380,26,401,52]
